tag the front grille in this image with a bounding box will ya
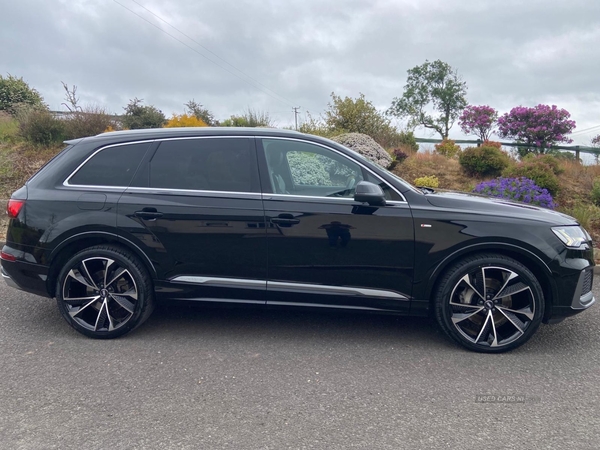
[581,269,593,296]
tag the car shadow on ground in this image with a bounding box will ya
[134,300,452,348]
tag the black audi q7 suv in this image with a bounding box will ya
[1,128,595,352]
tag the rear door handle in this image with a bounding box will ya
[134,208,164,221]
[271,214,300,227]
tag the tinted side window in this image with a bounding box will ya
[149,138,258,192]
[68,143,150,187]
[262,139,401,200]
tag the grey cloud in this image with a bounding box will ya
[1,0,599,142]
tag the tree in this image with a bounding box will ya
[0,74,46,115]
[497,104,576,156]
[458,105,498,141]
[387,60,468,139]
[185,99,217,126]
[324,92,393,138]
[121,98,166,129]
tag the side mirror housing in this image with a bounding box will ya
[354,181,386,206]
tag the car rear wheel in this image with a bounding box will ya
[56,245,155,339]
[434,254,544,353]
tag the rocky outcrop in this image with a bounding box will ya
[331,133,392,168]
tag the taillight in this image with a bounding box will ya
[6,199,25,219]
[0,251,16,262]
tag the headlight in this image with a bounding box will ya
[551,226,590,248]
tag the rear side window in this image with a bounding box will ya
[68,143,150,187]
[149,138,258,192]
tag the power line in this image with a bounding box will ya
[127,0,297,108]
[571,124,600,136]
[112,0,297,108]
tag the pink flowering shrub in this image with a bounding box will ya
[497,105,576,156]
[458,105,498,141]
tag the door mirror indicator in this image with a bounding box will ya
[354,181,386,206]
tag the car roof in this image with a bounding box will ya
[64,127,305,144]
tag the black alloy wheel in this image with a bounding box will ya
[56,245,155,339]
[434,254,544,353]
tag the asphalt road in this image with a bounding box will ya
[0,280,599,450]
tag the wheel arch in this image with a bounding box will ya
[46,232,156,297]
[426,243,557,322]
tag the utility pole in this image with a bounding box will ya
[292,106,300,130]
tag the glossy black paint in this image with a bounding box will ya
[1,127,595,324]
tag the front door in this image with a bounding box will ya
[258,138,414,312]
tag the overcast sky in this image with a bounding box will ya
[2,0,600,144]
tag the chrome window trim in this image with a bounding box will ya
[63,135,255,190]
[62,134,407,204]
[260,136,407,203]
[153,135,254,143]
[63,139,156,189]
[170,276,408,300]
[125,186,262,199]
[263,193,409,207]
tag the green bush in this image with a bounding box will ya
[64,106,116,139]
[459,145,510,177]
[434,139,461,158]
[19,109,65,146]
[558,204,600,230]
[0,74,45,115]
[521,153,564,175]
[502,159,561,195]
[121,98,166,129]
[0,112,19,143]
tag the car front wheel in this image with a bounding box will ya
[56,245,155,339]
[434,254,545,353]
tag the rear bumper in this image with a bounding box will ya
[1,255,51,298]
[1,266,21,290]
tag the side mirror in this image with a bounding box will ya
[354,181,386,206]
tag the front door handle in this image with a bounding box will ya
[271,214,300,227]
[134,208,164,221]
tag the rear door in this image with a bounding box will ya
[117,136,268,304]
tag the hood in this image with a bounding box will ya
[424,191,577,226]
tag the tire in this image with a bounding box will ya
[55,245,155,339]
[434,254,544,353]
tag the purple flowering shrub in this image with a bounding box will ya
[497,105,576,156]
[473,177,556,209]
[459,105,498,141]
[391,148,409,163]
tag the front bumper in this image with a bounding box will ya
[546,266,595,323]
